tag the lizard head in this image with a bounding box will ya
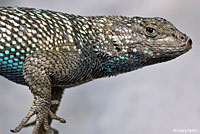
[103,16,192,74]
[128,17,192,65]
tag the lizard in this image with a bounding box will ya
[0,7,192,134]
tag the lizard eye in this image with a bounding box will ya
[146,27,155,34]
[145,26,157,37]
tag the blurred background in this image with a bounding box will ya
[0,0,199,134]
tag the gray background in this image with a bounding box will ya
[0,0,199,134]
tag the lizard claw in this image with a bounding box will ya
[24,120,36,127]
[50,111,66,123]
[10,107,35,133]
[10,97,66,134]
[23,112,66,128]
[23,100,64,128]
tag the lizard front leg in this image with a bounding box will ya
[11,51,66,134]
[22,87,65,134]
[38,87,65,134]
[49,87,65,124]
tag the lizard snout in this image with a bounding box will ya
[186,38,192,47]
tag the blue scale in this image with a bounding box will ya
[0,47,25,84]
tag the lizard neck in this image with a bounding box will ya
[70,16,142,77]
[80,16,142,77]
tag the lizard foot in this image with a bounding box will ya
[24,100,61,127]
[10,97,66,134]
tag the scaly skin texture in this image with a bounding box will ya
[0,7,192,134]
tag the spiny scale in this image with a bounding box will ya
[0,7,102,84]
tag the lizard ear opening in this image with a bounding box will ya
[113,43,121,52]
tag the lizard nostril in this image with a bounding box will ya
[177,34,187,41]
[180,36,185,40]
[178,34,186,41]
[173,33,187,41]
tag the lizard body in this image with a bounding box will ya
[0,7,192,134]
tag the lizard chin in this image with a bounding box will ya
[144,37,192,66]
[163,37,192,56]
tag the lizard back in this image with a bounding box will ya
[0,7,95,84]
